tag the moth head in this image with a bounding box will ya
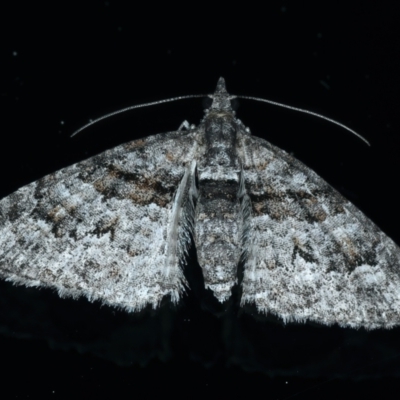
[207,77,237,115]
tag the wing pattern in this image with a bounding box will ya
[0,130,201,311]
[2,78,400,330]
[238,133,400,328]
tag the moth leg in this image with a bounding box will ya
[177,120,191,131]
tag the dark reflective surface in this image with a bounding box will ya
[2,275,400,377]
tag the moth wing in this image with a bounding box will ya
[0,130,200,311]
[238,133,400,329]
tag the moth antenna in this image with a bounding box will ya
[238,95,370,146]
[71,94,205,137]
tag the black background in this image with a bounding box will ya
[1,1,400,399]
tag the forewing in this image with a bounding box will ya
[238,133,400,329]
[0,130,200,311]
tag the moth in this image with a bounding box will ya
[1,78,399,330]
